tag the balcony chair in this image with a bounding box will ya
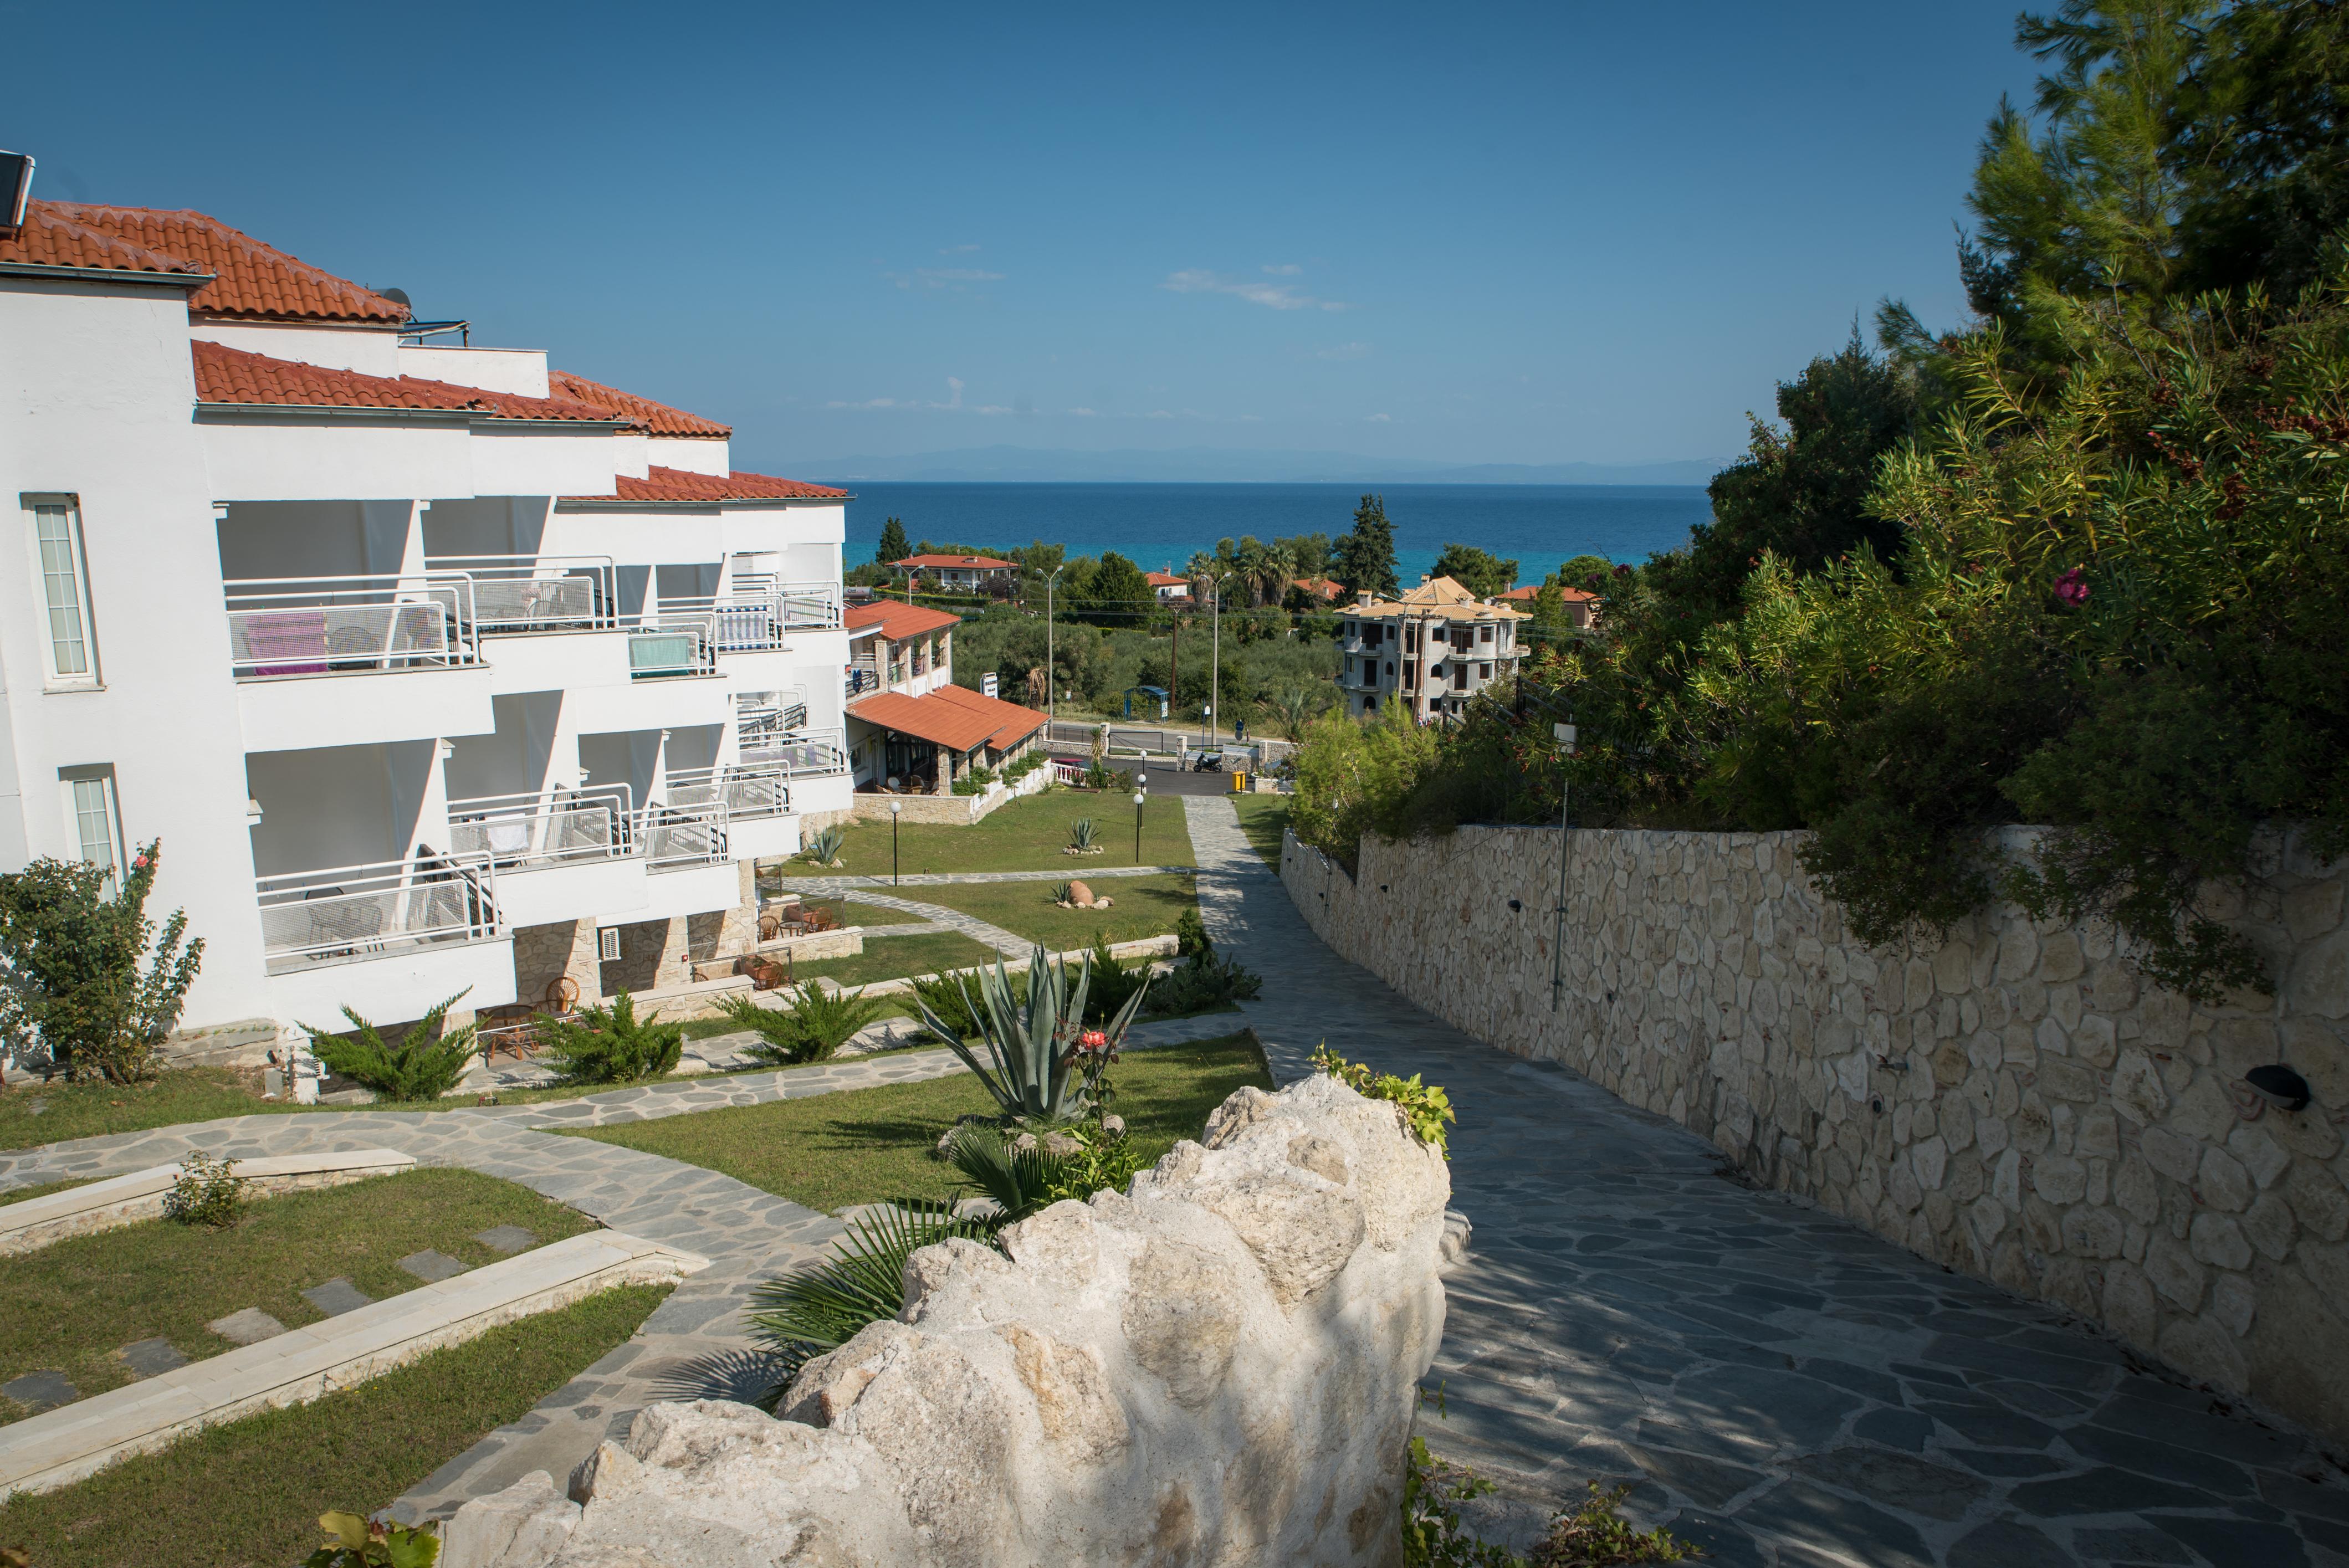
[326,624,383,672]
[242,611,330,677]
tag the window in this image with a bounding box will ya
[29,498,99,686]
[598,926,622,962]
[1480,624,1493,643]
[60,766,122,896]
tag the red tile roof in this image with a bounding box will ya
[192,341,630,423]
[1145,571,1191,589]
[848,685,1043,754]
[0,203,207,280]
[565,466,848,503]
[549,371,730,438]
[930,683,1048,750]
[1500,583,1598,603]
[896,554,1011,570]
[1292,576,1347,601]
[28,203,408,322]
[845,599,961,640]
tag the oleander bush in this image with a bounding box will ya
[0,839,202,1084]
[161,1149,248,1228]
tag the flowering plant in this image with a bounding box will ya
[2052,566,2090,606]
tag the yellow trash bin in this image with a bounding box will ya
[1230,771,1248,793]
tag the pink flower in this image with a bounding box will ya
[132,853,151,870]
[1079,1029,1108,1052]
[2053,567,2089,607]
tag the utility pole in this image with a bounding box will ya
[1168,614,1180,756]
[1046,565,1065,742]
[1209,570,1231,746]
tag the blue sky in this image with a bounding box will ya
[8,1,2042,472]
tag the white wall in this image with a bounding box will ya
[397,345,549,397]
[188,320,402,376]
[0,279,273,1024]
[647,435,729,475]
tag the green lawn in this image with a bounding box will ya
[1231,793,1292,868]
[777,930,1004,990]
[909,873,1198,951]
[0,1282,667,1568]
[787,789,1195,877]
[804,896,929,928]
[566,1034,1271,1214]
[1,1176,93,1207]
[0,1069,310,1152]
[0,1168,597,1418]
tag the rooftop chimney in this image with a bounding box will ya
[1419,573,1431,586]
[0,151,33,230]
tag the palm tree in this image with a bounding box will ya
[1232,537,1278,607]
[1271,686,1324,740]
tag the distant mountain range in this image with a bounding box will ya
[760,445,1729,486]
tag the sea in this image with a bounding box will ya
[827,483,1711,586]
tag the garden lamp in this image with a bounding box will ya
[890,798,903,886]
[1133,788,1147,862]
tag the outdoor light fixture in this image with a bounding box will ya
[2246,1064,2312,1113]
[889,798,903,887]
[1133,788,1147,861]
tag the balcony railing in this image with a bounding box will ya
[740,722,847,778]
[656,580,842,653]
[255,849,499,966]
[638,802,729,869]
[661,764,790,821]
[628,617,718,680]
[422,555,616,632]
[224,574,480,681]
[845,666,878,700]
[446,785,637,869]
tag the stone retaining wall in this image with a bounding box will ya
[1281,822,2349,1442]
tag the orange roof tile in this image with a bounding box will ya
[845,599,961,640]
[32,203,407,322]
[929,683,1047,750]
[564,466,847,503]
[896,554,1011,570]
[1500,583,1598,603]
[848,690,999,753]
[1292,576,1347,601]
[192,340,631,423]
[549,370,730,438]
[0,204,208,281]
[1145,571,1191,588]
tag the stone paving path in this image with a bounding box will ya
[1183,795,2349,1568]
[0,1012,1244,1521]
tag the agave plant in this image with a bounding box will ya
[1067,817,1099,852]
[910,942,1149,1123]
[801,824,847,867]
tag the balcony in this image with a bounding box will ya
[225,574,481,681]
[423,555,617,632]
[662,762,795,860]
[255,850,501,975]
[628,618,719,680]
[846,666,878,701]
[741,721,847,779]
[446,786,638,868]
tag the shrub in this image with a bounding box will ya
[536,991,683,1084]
[0,838,203,1083]
[719,983,884,1066]
[1312,1043,1454,1157]
[1004,751,1046,781]
[1079,932,1149,1026]
[1175,905,1212,960]
[800,825,846,867]
[304,991,477,1103]
[1148,948,1263,1015]
[303,1510,441,1567]
[1067,817,1101,853]
[161,1149,247,1228]
[1401,1439,1696,1566]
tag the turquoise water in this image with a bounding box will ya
[830,482,1711,585]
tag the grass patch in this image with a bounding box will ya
[1231,792,1292,868]
[0,1168,596,1418]
[0,1281,667,1568]
[910,873,1198,951]
[566,1034,1271,1213]
[798,790,1195,877]
[775,931,1004,990]
[0,1069,305,1152]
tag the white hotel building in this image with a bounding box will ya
[0,195,854,1048]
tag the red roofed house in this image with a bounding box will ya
[893,552,1015,590]
[840,599,1045,796]
[1291,576,1347,604]
[1499,582,1601,629]
[1145,570,1194,604]
[0,172,861,1068]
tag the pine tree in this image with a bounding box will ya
[876,517,910,568]
[1334,495,1399,599]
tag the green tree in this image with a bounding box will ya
[1650,334,1918,624]
[1429,543,1518,599]
[1083,551,1154,626]
[0,839,202,1083]
[1333,494,1400,599]
[876,516,910,568]
[1551,553,1616,592]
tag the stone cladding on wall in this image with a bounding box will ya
[1281,822,2349,1441]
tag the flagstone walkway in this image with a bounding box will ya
[1184,795,2349,1568]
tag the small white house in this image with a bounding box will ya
[0,189,855,1044]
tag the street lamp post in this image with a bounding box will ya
[1046,564,1065,742]
[1133,788,1147,863]
[890,798,903,887]
[1209,571,1230,747]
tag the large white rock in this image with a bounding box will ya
[453,1071,1451,1567]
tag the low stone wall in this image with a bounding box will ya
[1281,823,2349,1443]
[446,1071,1451,1567]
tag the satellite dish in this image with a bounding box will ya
[378,286,412,309]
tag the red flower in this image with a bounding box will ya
[1079,1029,1108,1051]
[2053,567,2089,607]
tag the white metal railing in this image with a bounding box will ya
[661,764,790,821]
[776,580,843,629]
[446,785,637,869]
[638,800,729,869]
[423,555,615,632]
[1052,759,1086,785]
[845,666,878,700]
[740,722,847,778]
[224,573,479,680]
[255,849,499,964]
[628,616,717,680]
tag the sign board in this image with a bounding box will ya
[981,673,999,699]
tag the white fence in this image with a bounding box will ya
[254,850,499,965]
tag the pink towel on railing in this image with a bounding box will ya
[242,611,329,676]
